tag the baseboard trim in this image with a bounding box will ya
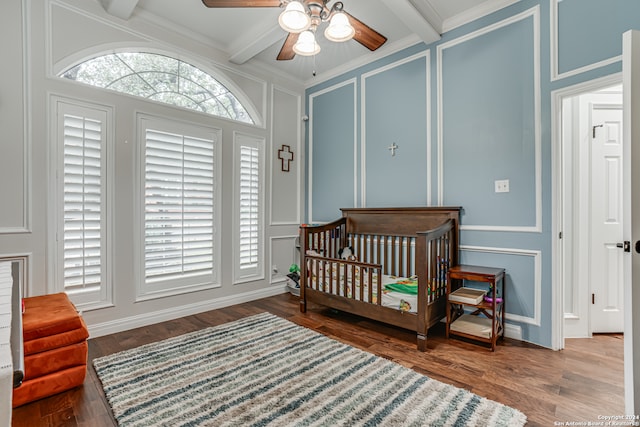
[87,285,288,338]
[505,323,522,341]
[87,288,526,344]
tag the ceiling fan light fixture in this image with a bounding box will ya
[293,30,321,56]
[278,1,311,33]
[324,11,355,42]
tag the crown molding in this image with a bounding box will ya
[442,0,520,33]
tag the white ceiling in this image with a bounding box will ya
[100,0,518,84]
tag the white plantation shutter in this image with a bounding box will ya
[234,134,264,281]
[239,146,260,269]
[144,128,216,285]
[54,98,112,310]
[62,114,104,291]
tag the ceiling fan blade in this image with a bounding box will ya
[346,12,387,51]
[277,33,299,61]
[201,0,281,7]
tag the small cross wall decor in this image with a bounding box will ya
[388,142,398,157]
[278,145,294,172]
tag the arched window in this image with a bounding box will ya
[59,52,254,124]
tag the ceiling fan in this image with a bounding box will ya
[201,0,387,61]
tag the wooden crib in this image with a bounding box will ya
[299,207,461,351]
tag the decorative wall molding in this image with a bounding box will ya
[308,78,357,224]
[269,85,301,226]
[22,0,31,234]
[549,0,621,82]
[269,235,298,285]
[360,50,430,208]
[0,0,32,235]
[437,6,541,233]
[459,224,541,233]
[460,245,541,327]
[0,226,31,235]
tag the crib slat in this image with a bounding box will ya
[405,236,411,277]
[333,260,337,294]
[390,235,395,276]
[398,236,404,277]
[342,262,347,298]
[377,269,382,305]
[404,236,409,277]
[323,258,329,293]
[367,267,373,304]
[345,264,357,299]
[359,266,364,301]
[384,236,389,275]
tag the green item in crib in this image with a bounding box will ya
[384,278,418,295]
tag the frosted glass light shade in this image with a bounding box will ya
[324,12,355,42]
[293,30,321,56]
[278,1,311,33]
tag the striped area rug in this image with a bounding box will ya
[93,313,526,426]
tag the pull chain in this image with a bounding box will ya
[313,54,317,77]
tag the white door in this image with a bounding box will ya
[622,29,640,416]
[590,104,624,333]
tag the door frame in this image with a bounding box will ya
[551,72,622,350]
[622,28,640,415]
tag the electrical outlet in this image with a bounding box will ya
[495,179,509,193]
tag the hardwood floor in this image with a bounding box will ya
[12,293,624,426]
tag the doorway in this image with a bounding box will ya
[554,74,624,346]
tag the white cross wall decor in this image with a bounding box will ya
[278,145,294,172]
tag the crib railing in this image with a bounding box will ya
[300,218,347,259]
[304,255,383,305]
[347,234,417,278]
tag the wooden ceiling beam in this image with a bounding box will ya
[229,25,286,64]
[380,0,441,45]
[100,0,140,20]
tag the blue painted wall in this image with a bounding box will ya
[308,81,356,222]
[363,54,429,207]
[442,15,537,228]
[557,0,640,75]
[304,0,639,348]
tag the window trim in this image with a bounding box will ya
[49,95,114,311]
[135,113,222,301]
[233,131,266,284]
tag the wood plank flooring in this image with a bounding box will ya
[11,293,624,426]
